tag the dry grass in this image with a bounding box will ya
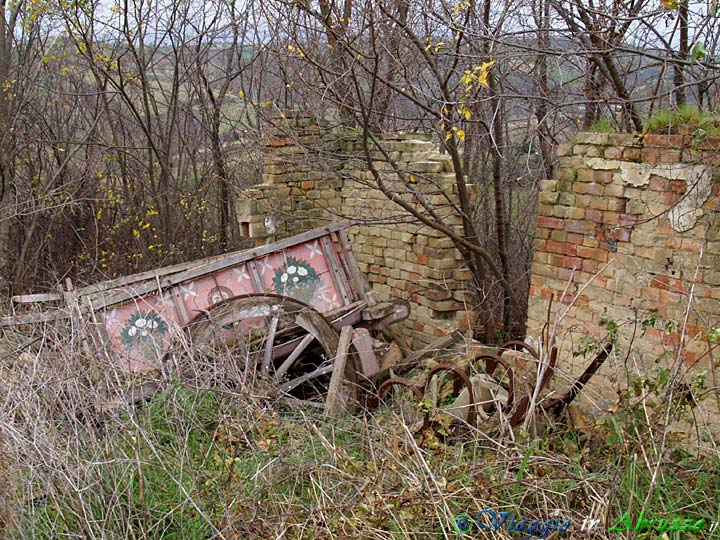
[0,320,718,540]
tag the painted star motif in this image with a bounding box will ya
[104,308,120,328]
[233,266,250,283]
[259,257,274,275]
[307,241,322,259]
[178,282,197,300]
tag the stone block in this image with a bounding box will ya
[539,191,559,205]
[575,132,610,145]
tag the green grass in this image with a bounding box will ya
[9,384,718,539]
[587,116,617,133]
[2,334,718,540]
[645,104,720,135]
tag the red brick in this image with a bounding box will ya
[567,233,584,244]
[619,214,638,227]
[594,171,613,184]
[658,149,682,162]
[551,255,583,269]
[658,289,683,304]
[649,176,670,191]
[670,180,687,192]
[670,280,687,294]
[695,137,720,150]
[607,226,631,242]
[537,216,565,229]
[547,240,577,256]
[577,246,609,262]
[644,133,690,147]
[582,259,599,273]
[536,287,554,300]
[660,192,677,205]
[586,209,603,223]
[557,267,575,281]
[641,287,661,301]
[649,275,670,290]
[641,148,662,162]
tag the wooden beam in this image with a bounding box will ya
[78,221,357,302]
[324,326,353,416]
[372,330,464,382]
[11,292,63,304]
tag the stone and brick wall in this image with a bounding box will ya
[527,132,720,423]
[236,113,475,348]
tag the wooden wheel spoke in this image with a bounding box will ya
[183,294,358,404]
[274,333,315,382]
[260,315,279,376]
[279,364,334,394]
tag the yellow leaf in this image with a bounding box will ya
[238,90,244,98]
[445,132,452,141]
[457,130,465,141]
[133,229,140,238]
[261,101,272,107]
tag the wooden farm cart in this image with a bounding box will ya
[4,221,409,406]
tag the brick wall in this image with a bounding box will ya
[236,113,475,348]
[528,132,720,427]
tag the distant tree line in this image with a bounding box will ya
[1,0,718,337]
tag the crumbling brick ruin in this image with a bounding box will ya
[527,132,720,427]
[237,116,720,431]
[236,113,475,349]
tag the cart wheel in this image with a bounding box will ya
[181,294,359,405]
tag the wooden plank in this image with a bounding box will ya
[0,309,72,327]
[372,330,464,382]
[246,261,265,293]
[319,236,352,305]
[11,292,63,304]
[336,228,369,303]
[352,327,378,377]
[77,221,357,299]
[323,326,353,415]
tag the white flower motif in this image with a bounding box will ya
[148,319,158,330]
[135,318,147,328]
[287,265,297,274]
[128,326,137,337]
[298,267,308,276]
[292,276,299,283]
[280,273,288,283]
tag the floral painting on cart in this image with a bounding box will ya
[100,239,348,371]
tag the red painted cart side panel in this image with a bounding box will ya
[100,238,347,372]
